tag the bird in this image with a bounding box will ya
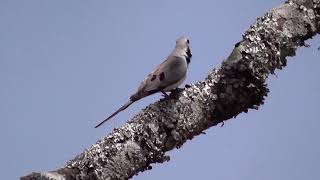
[95,36,192,128]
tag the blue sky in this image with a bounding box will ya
[1,0,319,179]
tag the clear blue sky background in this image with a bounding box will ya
[1,0,319,179]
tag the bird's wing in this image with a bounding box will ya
[137,56,187,94]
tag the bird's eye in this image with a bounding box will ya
[187,39,190,44]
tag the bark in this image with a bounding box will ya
[21,0,320,179]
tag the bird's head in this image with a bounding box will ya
[176,36,190,48]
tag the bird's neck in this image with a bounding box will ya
[171,45,192,65]
[173,45,191,56]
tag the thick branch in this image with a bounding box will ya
[21,0,320,179]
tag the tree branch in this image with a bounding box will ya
[21,0,320,179]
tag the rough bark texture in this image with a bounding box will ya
[21,0,320,179]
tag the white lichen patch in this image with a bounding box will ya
[41,172,66,180]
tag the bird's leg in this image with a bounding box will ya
[161,91,170,98]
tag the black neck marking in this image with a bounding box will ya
[186,47,192,64]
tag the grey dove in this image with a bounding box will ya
[95,36,192,128]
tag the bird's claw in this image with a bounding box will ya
[171,87,184,93]
[185,84,191,88]
[220,121,225,127]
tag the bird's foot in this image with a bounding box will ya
[185,84,192,88]
[171,87,184,94]
[169,88,185,98]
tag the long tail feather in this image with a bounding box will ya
[95,100,134,128]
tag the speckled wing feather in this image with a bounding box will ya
[136,56,188,95]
